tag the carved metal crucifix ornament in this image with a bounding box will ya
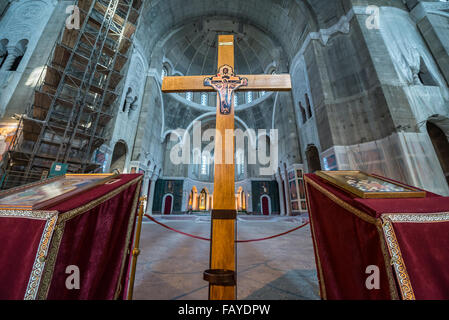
[204,65,248,115]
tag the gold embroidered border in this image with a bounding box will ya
[36,221,66,300]
[113,179,142,299]
[304,176,400,300]
[0,210,56,220]
[379,212,449,301]
[383,212,449,223]
[304,179,327,300]
[37,176,143,299]
[381,218,415,300]
[375,223,399,300]
[376,224,399,300]
[0,210,59,300]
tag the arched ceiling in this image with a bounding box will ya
[137,0,348,65]
[136,0,349,134]
[161,17,284,76]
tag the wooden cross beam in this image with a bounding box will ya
[161,34,292,300]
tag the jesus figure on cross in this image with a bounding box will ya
[204,65,248,115]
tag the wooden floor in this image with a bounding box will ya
[132,215,320,300]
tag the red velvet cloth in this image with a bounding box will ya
[305,173,449,300]
[305,174,393,299]
[45,174,141,300]
[309,174,445,218]
[0,174,141,300]
[390,221,449,299]
[0,218,47,299]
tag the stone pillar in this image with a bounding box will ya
[283,163,292,216]
[0,46,22,71]
[410,0,449,85]
[141,173,150,211]
[276,171,286,216]
[146,173,158,215]
[246,182,253,213]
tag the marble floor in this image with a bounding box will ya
[132,215,320,300]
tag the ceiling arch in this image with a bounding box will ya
[137,0,347,65]
[160,17,285,76]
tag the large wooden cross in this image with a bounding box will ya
[162,35,291,300]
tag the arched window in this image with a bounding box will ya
[9,39,28,72]
[236,149,245,176]
[417,58,437,86]
[192,148,201,175]
[267,67,277,75]
[161,66,168,81]
[0,39,8,69]
[299,101,307,124]
[305,93,312,118]
[246,92,253,104]
[201,93,208,106]
[199,189,208,210]
[234,94,238,107]
[110,141,128,173]
[200,152,210,176]
[186,91,193,101]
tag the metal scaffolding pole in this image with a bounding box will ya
[1,0,143,190]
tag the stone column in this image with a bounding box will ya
[409,0,449,85]
[246,182,253,213]
[276,171,286,216]
[283,163,293,216]
[141,173,150,211]
[0,46,22,71]
[146,173,158,215]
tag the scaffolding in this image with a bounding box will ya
[1,0,143,189]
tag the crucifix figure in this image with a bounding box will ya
[204,65,248,115]
[162,34,291,300]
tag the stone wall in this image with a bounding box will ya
[0,0,61,118]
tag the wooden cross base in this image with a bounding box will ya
[203,269,236,286]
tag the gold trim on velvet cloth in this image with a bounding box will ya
[37,220,66,300]
[113,178,142,299]
[381,217,415,300]
[0,210,59,300]
[380,212,449,301]
[304,176,400,300]
[36,176,143,300]
[304,178,327,300]
[383,213,449,223]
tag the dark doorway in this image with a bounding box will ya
[306,145,322,173]
[261,196,270,216]
[163,194,173,215]
[110,141,127,173]
[427,122,449,186]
